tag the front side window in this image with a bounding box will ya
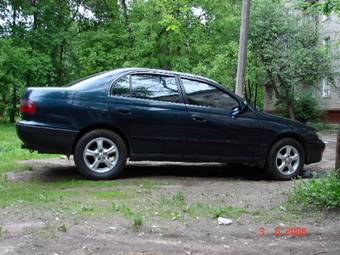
[130,74,180,103]
[181,78,238,110]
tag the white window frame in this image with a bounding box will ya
[323,37,331,47]
[320,12,329,22]
[322,79,331,98]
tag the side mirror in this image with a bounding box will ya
[231,105,242,118]
[241,101,249,112]
[231,101,248,118]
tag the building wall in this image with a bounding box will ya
[317,14,340,123]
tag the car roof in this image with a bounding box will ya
[113,67,220,85]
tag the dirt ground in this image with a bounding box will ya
[0,132,339,255]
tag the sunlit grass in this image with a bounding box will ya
[0,123,55,174]
[288,171,340,210]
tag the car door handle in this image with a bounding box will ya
[117,108,131,115]
[192,115,206,122]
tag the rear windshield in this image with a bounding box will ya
[65,71,118,90]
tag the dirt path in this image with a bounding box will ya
[0,133,339,254]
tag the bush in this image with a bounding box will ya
[293,93,322,123]
[276,92,322,123]
[288,171,340,209]
[0,103,5,116]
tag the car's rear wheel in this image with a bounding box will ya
[265,138,304,180]
[74,129,127,180]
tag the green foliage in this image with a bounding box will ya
[298,0,340,16]
[309,122,339,132]
[250,0,332,119]
[0,123,56,174]
[81,204,94,212]
[132,214,143,231]
[293,93,322,123]
[276,92,322,123]
[0,0,243,122]
[172,191,185,204]
[289,172,340,209]
[57,224,67,232]
[0,0,333,122]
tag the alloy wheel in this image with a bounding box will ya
[275,145,300,175]
[83,137,119,173]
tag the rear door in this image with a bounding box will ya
[108,72,187,160]
[180,78,261,162]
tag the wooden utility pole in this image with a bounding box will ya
[235,0,251,97]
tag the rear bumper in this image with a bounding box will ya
[305,140,326,164]
[16,121,78,155]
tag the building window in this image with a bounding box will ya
[323,37,331,59]
[322,79,331,98]
[321,14,328,22]
[323,36,331,49]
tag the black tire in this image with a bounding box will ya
[265,138,305,180]
[74,129,127,180]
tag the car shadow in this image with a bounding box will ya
[33,162,268,182]
[122,162,267,181]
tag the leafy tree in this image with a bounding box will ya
[299,0,340,16]
[249,0,332,119]
[0,0,332,123]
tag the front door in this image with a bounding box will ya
[180,78,261,162]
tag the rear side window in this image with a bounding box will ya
[112,75,130,96]
[181,78,239,110]
[112,74,181,103]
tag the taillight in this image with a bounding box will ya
[20,99,36,114]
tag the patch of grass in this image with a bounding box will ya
[0,123,57,174]
[159,192,186,207]
[288,171,340,210]
[81,204,94,212]
[173,192,185,203]
[57,224,67,232]
[254,208,302,224]
[0,171,151,217]
[186,202,248,219]
[132,214,143,231]
[0,177,63,207]
[112,201,144,230]
[308,122,339,132]
[92,189,130,200]
[112,202,134,218]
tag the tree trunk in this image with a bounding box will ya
[235,0,251,97]
[119,0,133,46]
[336,126,340,173]
[9,84,17,123]
[287,103,295,120]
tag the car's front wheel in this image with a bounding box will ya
[74,129,127,180]
[265,138,304,180]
